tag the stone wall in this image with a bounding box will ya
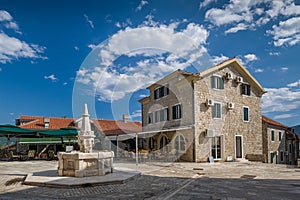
[194,65,263,162]
[262,123,286,164]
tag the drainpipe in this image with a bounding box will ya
[192,80,196,162]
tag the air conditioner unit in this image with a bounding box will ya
[224,72,233,80]
[227,102,234,109]
[206,99,214,106]
[236,76,243,83]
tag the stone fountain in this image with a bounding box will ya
[57,104,114,177]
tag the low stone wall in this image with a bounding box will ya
[245,154,263,162]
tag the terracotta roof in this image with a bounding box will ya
[93,119,142,136]
[262,115,288,128]
[18,116,75,129]
[17,116,141,136]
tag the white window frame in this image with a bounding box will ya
[271,129,275,142]
[210,135,222,160]
[212,102,222,119]
[154,84,169,100]
[241,83,251,96]
[211,75,224,90]
[234,135,243,159]
[154,107,169,123]
[243,106,249,122]
[172,104,182,120]
[174,133,186,153]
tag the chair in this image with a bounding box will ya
[27,150,36,160]
[48,150,57,160]
[8,151,21,161]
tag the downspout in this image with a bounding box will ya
[192,80,196,162]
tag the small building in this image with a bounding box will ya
[139,57,266,162]
[262,115,299,165]
[262,115,287,164]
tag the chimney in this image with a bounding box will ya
[123,114,129,123]
[44,117,50,128]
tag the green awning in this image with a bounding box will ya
[38,128,78,137]
[0,125,36,137]
[19,137,77,144]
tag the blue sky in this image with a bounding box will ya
[0,0,300,126]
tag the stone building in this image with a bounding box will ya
[139,57,266,162]
[262,115,299,165]
[262,115,287,164]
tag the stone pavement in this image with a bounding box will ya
[0,160,300,199]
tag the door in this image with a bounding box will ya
[270,152,274,163]
[211,136,222,159]
[235,136,243,158]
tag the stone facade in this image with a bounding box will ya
[140,58,265,162]
[262,118,286,164]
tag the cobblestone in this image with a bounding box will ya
[0,160,299,199]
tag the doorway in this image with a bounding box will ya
[235,135,243,159]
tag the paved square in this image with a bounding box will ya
[0,160,299,199]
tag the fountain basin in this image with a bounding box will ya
[58,150,114,177]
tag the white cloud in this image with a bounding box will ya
[44,74,58,82]
[0,10,46,63]
[199,0,216,9]
[205,0,300,46]
[262,87,300,113]
[287,79,300,87]
[136,0,148,11]
[139,94,148,98]
[0,32,46,64]
[0,10,19,31]
[269,52,280,56]
[255,68,264,73]
[63,82,67,86]
[76,21,210,102]
[274,113,296,119]
[84,14,94,29]
[115,22,122,28]
[267,16,300,46]
[281,67,289,72]
[244,54,258,63]
[225,23,248,34]
[74,46,79,51]
[88,44,97,49]
[130,110,142,118]
[210,54,229,65]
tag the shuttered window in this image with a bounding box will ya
[211,76,224,89]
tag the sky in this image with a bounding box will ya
[0,0,300,127]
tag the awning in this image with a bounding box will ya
[37,128,78,137]
[19,137,77,144]
[0,124,36,137]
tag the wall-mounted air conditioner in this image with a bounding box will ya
[236,76,243,83]
[205,129,215,137]
[227,102,234,109]
[206,99,214,106]
[224,72,233,80]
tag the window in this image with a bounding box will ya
[280,151,284,162]
[212,103,222,119]
[279,132,282,141]
[241,83,251,96]
[211,76,224,89]
[271,130,275,141]
[148,113,153,124]
[160,135,169,152]
[154,85,169,100]
[148,137,155,150]
[175,134,185,152]
[155,108,169,123]
[243,107,249,121]
[172,104,182,120]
